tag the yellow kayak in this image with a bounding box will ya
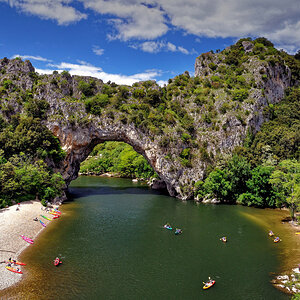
[203,280,215,290]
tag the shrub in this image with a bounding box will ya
[78,80,95,97]
[232,89,249,102]
[85,94,109,115]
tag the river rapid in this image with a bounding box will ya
[1,176,293,299]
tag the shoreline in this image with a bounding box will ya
[272,219,300,294]
[0,201,55,291]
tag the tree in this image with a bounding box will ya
[238,165,276,207]
[226,155,252,202]
[203,168,231,201]
[270,159,300,220]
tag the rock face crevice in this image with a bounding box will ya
[0,41,295,201]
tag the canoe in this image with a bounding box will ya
[268,231,274,237]
[220,237,227,242]
[203,280,215,289]
[6,266,23,274]
[296,232,300,235]
[21,235,34,244]
[7,260,26,266]
[274,237,281,243]
[39,220,46,227]
[40,215,52,221]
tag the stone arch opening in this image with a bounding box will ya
[52,125,174,200]
[78,140,162,185]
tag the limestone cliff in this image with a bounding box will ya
[0,39,297,201]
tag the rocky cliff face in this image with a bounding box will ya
[0,40,295,201]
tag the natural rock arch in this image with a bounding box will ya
[48,120,180,198]
[0,41,294,201]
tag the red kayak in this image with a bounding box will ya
[7,260,26,266]
[6,266,23,274]
[54,258,62,266]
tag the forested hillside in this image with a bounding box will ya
[0,37,299,212]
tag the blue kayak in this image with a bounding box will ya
[164,224,172,230]
[39,219,46,227]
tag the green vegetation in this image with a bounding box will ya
[195,86,300,211]
[0,37,299,213]
[0,151,64,208]
[80,141,156,179]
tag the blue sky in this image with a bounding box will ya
[0,0,299,85]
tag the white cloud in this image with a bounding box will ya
[1,0,299,50]
[2,0,86,25]
[131,41,191,54]
[36,60,162,86]
[92,46,104,56]
[79,0,300,51]
[81,0,168,40]
[12,54,51,62]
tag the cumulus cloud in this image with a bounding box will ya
[12,54,51,62]
[36,60,163,86]
[79,0,300,50]
[1,0,299,50]
[81,0,168,40]
[131,41,191,54]
[2,0,86,25]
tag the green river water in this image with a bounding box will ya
[1,176,292,299]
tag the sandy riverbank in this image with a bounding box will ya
[0,201,53,291]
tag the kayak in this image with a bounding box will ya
[39,220,46,227]
[21,235,34,244]
[52,215,60,219]
[296,232,300,235]
[220,237,227,243]
[274,237,281,243]
[203,280,215,290]
[40,215,52,221]
[49,211,60,216]
[54,258,62,266]
[164,224,172,230]
[52,209,61,214]
[175,229,182,235]
[6,266,23,274]
[7,260,26,266]
[268,231,274,237]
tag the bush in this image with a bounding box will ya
[78,80,95,97]
[85,94,109,115]
[232,89,249,102]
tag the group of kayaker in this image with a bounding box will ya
[4,205,63,276]
[269,230,281,243]
[5,258,25,274]
[163,223,216,289]
[164,223,182,235]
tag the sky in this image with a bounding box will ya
[0,0,299,86]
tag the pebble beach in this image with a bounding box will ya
[0,201,52,291]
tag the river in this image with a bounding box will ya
[1,176,291,299]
